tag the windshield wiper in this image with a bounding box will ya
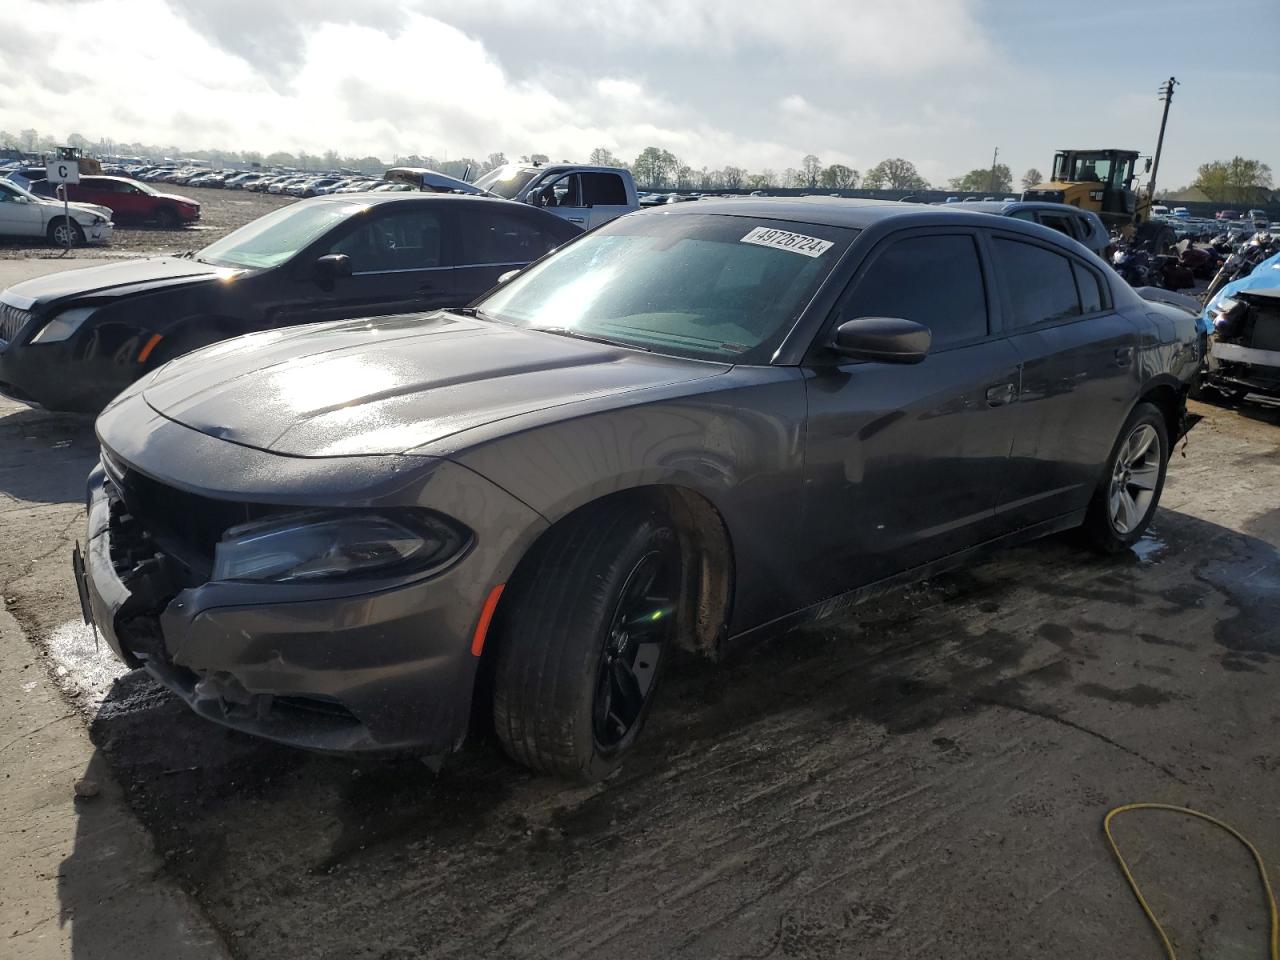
[452,306,506,324]
[535,327,651,352]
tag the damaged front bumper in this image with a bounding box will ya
[76,458,542,755]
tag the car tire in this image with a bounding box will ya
[155,207,181,229]
[492,499,682,782]
[46,218,85,247]
[1082,402,1169,553]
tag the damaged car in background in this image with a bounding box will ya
[0,176,113,246]
[73,200,1200,783]
[1201,289,1280,402]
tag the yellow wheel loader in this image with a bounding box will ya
[1024,149,1175,252]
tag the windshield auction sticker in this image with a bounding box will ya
[740,226,833,258]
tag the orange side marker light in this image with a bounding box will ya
[470,584,505,657]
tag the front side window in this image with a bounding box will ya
[844,235,989,349]
[328,210,444,272]
[993,238,1081,328]
[477,213,855,363]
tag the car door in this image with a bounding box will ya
[580,172,633,228]
[273,204,457,326]
[532,173,590,229]
[799,229,1023,594]
[987,233,1141,530]
[454,207,576,300]
[0,182,44,237]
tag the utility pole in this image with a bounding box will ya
[989,146,999,193]
[1148,76,1177,202]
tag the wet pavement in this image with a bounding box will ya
[1,385,1278,958]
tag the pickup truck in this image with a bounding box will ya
[384,163,640,230]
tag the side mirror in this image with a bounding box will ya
[314,253,352,279]
[831,317,931,364]
[496,268,521,285]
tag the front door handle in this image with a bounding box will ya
[1115,346,1134,367]
[986,383,1017,407]
[567,217,586,224]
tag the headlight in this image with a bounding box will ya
[212,510,468,583]
[31,306,96,343]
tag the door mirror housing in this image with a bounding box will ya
[314,253,352,279]
[831,317,931,364]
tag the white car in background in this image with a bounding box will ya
[0,177,114,246]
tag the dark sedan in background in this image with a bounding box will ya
[0,193,581,411]
[76,199,1199,782]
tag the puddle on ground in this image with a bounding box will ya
[43,619,165,719]
[1130,531,1167,565]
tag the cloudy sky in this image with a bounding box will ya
[2,0,1276,188]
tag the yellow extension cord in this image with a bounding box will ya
[1104,803,1280,959]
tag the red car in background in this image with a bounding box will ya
[43,176,200,227]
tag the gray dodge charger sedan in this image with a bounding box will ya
[75,199,1200,781]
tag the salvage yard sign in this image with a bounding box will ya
[46,159,80,185]
[46,158,80,249]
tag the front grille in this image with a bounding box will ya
[0,303,33,343]
[103,453,281,582]
[1239,294,1280,354]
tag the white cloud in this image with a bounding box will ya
[7,0,1255,189]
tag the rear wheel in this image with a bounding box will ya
[492,500,681,781]
[1082,403,1169,553]
[46,218,85,247]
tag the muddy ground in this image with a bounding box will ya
[2,380,1278,958]
[0,186,294,259]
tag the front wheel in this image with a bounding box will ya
[154,206,181,228]
[47,218,85,247]
[1082,403,1169,553]
[492,500,682,781]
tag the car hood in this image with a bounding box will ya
[34,196,112,220]
[150,191,198,206]
[1,256,241,310]
[137,312,730,457]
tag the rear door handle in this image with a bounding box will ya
[1115,347,1134,366]
[986,383,1017,406]
[567,217,586,224]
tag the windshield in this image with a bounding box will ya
[476,212,856,363]
[196,200,359,269]
[472,164,541,199]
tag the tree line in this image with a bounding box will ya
[2,128,1272,201]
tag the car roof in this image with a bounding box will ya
[304,192,569,213]
[636,196,1095,231]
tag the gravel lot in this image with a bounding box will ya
[1,253,1278,958]
[0,185,295,259]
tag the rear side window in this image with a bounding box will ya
[993,238,1081,328]
[1073,262,1104,313]
[1037,213,1077,241]
[846,235,988,349]
[460,209,563,265]
[581,173,628,206]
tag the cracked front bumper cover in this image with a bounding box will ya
[78,451,546,754]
